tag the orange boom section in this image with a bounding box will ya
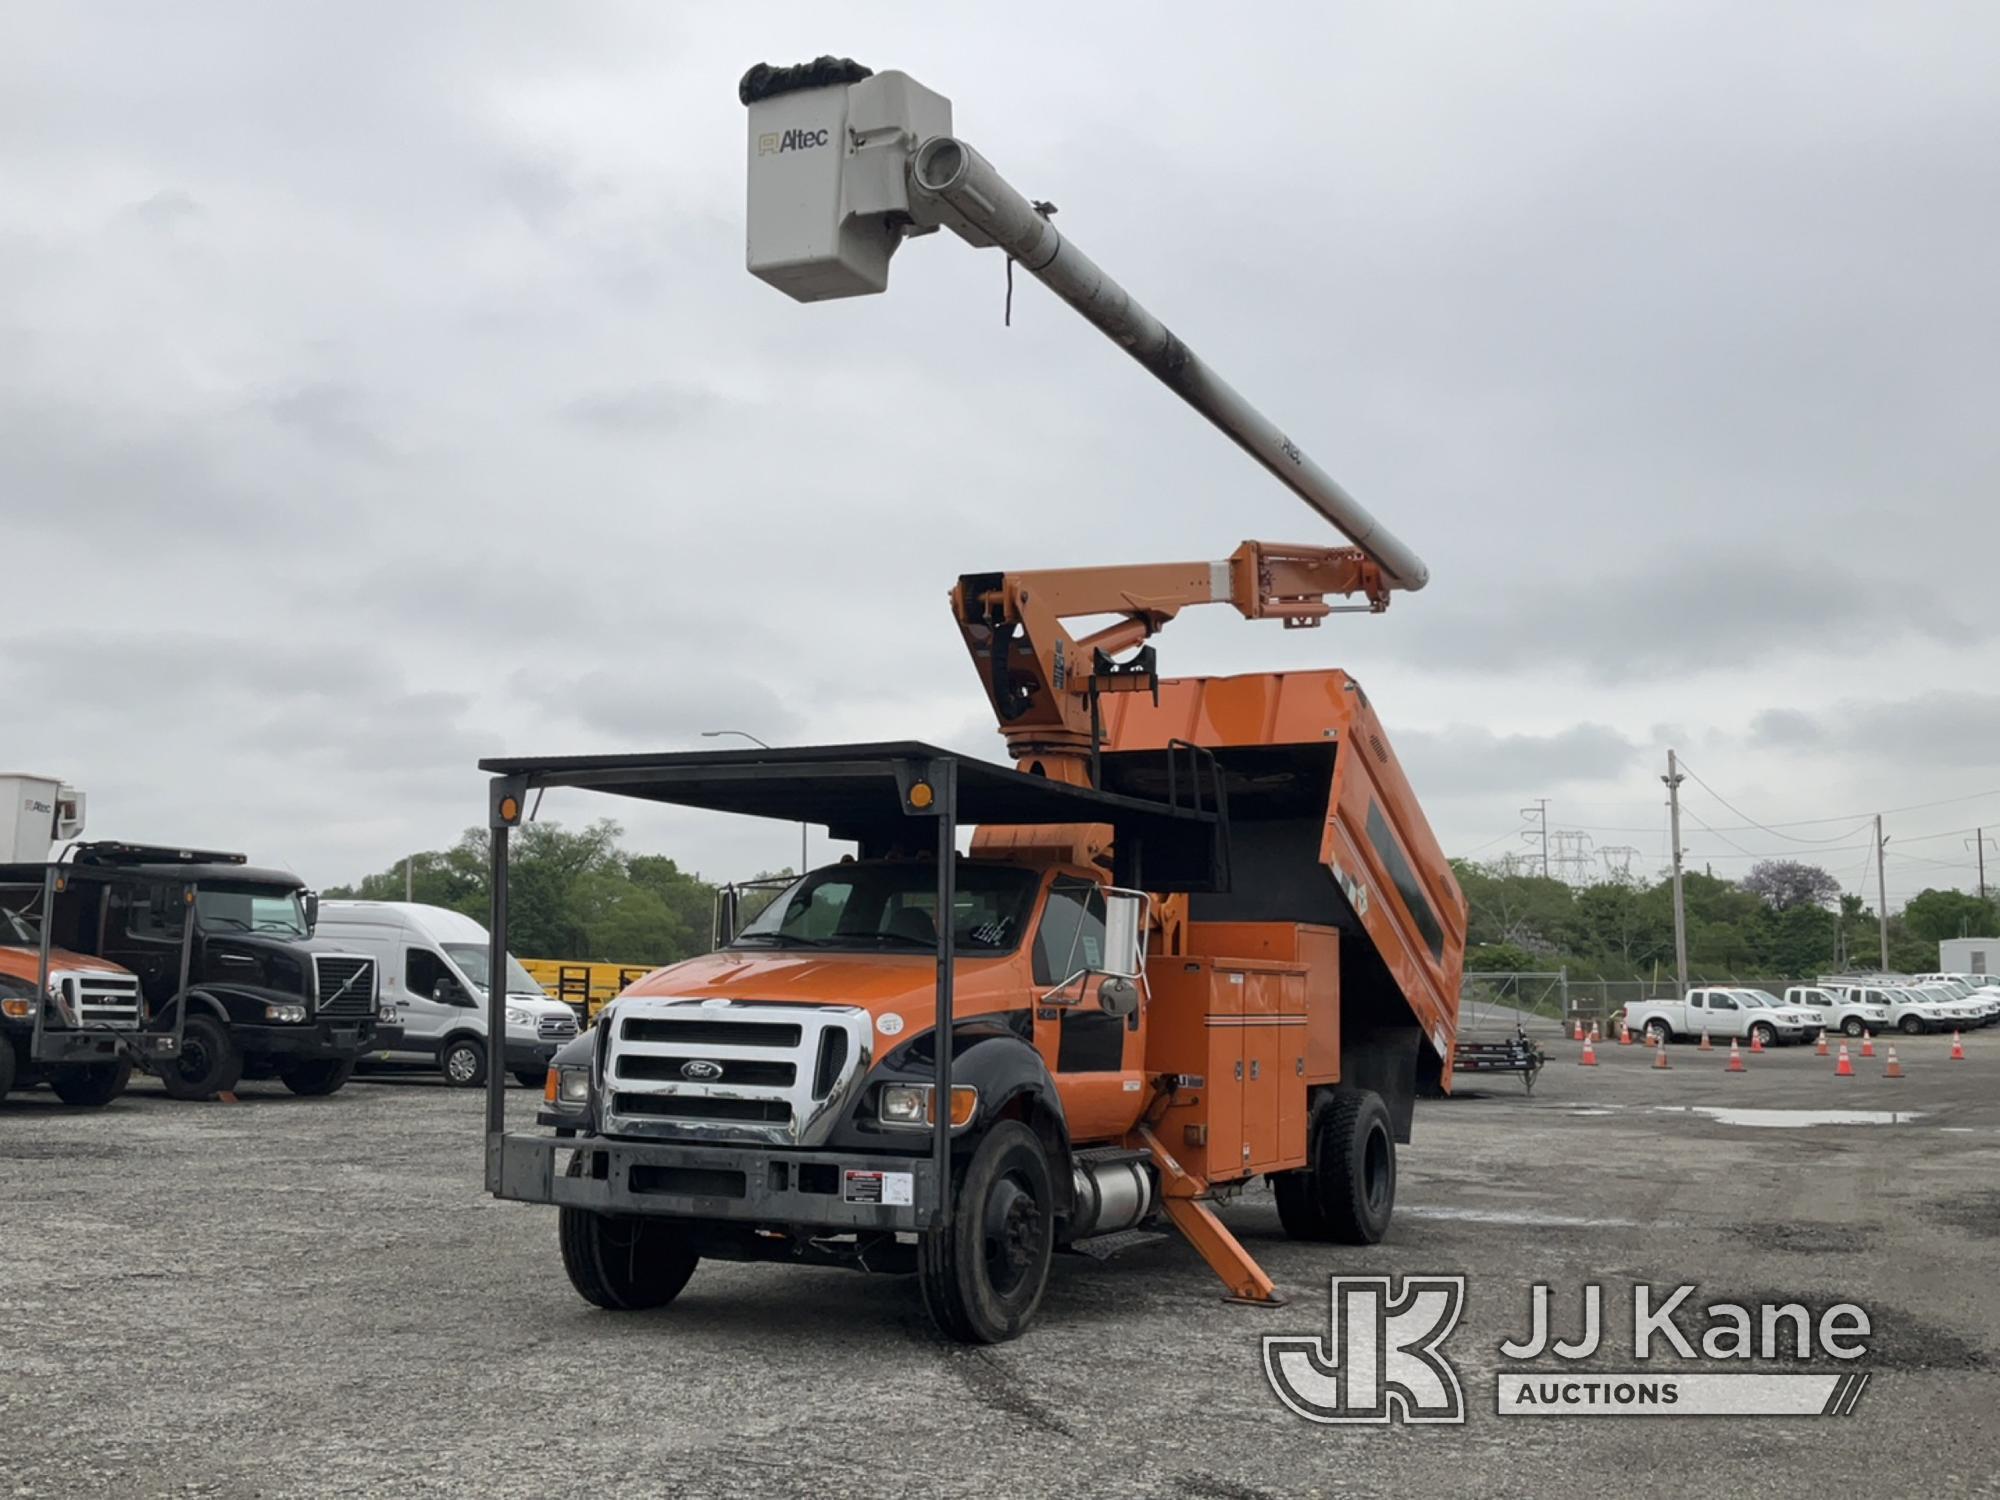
[1099,669,1466,1092]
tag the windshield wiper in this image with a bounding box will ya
[852,932,936,949]
[728,932,832,948]
[201,915,251,931]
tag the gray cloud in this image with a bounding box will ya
[2,3,1995,896]
[1752,694,2000,770]
[1395,723,1642,799]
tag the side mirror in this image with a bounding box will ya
[433,977,464,1005]
[1098,975,1139,1018]
[1102,890,1147,980]
[303,891,320,935]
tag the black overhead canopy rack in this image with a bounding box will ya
[476,740,1229,1232]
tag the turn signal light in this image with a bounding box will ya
[543,1068,558,1103]
[1,997,32,1020]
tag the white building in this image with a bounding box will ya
[1940,937,2000,975]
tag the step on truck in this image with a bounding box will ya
[0,775,185,1105]
[71,843,389,1099]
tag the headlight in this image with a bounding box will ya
[378,1003,397,1023]
[556,1067,590,1105]
[505,1005,530,1029]
[263,1003,307,1024]
[878,1083,979,1129]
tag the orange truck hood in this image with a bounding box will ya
[0,944,135,983]
[622,949,1022,1035]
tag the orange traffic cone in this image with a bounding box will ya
[1834,1042,1854,1078]
[1652,1041,1672,1070]
[1950,1031,1966,1060]
[1619,1024,1633,1047]
[1698,1030,1713,1052]
[1815,1031,1829,1057]
[1573,1019,1584,1042]
[1579,1035,1599,1066]
[1644,1029,1657,1047]
[1589,1023,1601,1043]
[1860,1032,1875,1058]
[1884,1046,1904,1079]
[1725,1038,1745,1072]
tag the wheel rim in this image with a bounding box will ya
[1362,1124,1392,1215]
[980,1172,1043,1298]
[446,1047,477,1082]
[1845,1018,1863,1037]
[175,1035,211,1084]
[1649,1023,1668,1043]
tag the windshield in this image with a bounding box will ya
[196,883,308,937]
[441,943,544,996]
[0,902,36,947]
[732,860,1040,952]
[1738,989,1782,1007]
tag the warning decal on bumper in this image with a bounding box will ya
[843,1169,915,1206]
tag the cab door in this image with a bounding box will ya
[1702,990,1744,1037]
[1030,876,1144,1143]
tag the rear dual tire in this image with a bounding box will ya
[1273,1087,1396,1246]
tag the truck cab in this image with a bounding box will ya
[1783,984,1890,1038]
[72,844,387,1099]
[0,894,148,1106]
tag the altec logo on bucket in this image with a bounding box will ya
[1264,1278,1873,1424]
[757,127,831,156]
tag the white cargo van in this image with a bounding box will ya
[315,902,578,1087]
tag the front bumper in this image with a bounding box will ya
[487,1131,937,1232]
[4,1023,177,1066]
[504,1037,569,1074]
[229,1020,376,1058]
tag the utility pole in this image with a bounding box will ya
[1663,752,1689,998]
[1520,798,1550,879]
[404,856,413,901]
[1875,813,1890,972]
[1968,829,1991,903]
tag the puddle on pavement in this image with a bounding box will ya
[1657,1106,1927,1129]
[1402,1206,1640,1228]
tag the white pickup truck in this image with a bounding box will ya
[1819,981,1960,1035]
[1910,976,2000,1027]
[1623,987,1820,1048]
[1782,985,1890,1038]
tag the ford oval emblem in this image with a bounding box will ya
[681,1059,723,1081]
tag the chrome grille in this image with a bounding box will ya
[313,955,376,1018]
[601,998,873,1146]
[538,1013,578,1042]
[56,971,142,1030]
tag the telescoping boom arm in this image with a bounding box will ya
[740,58,1429,595]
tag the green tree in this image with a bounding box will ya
[1901,888,2000,947]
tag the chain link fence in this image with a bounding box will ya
[1459,971,1800,1037]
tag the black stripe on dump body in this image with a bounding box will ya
[1366,801,1445,964]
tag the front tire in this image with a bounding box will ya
[1749,1022,1776,1049]
[161,1014,243,1100]
[279,1058,355,1096]
[919,1120,1055,1344]
[51,1061,131,1108]
[1842,1016,1865,1038]
[1644,1019,1673,1046]
[1900,1015,1924,1036]
[558,1156,699,1310]
[441,1036,486,1087]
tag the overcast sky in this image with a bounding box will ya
[4,3,1996,911]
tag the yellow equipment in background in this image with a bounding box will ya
[518,958,656,1026]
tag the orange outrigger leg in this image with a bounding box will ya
[1132,1124,1283,1306]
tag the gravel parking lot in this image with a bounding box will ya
[5,1033,1998,1499]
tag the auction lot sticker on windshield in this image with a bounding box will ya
[843,1170,914,1206]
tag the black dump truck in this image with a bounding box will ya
[69,843,388,1099]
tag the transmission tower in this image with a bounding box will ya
[1550,829,1596,886]
[1598,845,1640,883]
